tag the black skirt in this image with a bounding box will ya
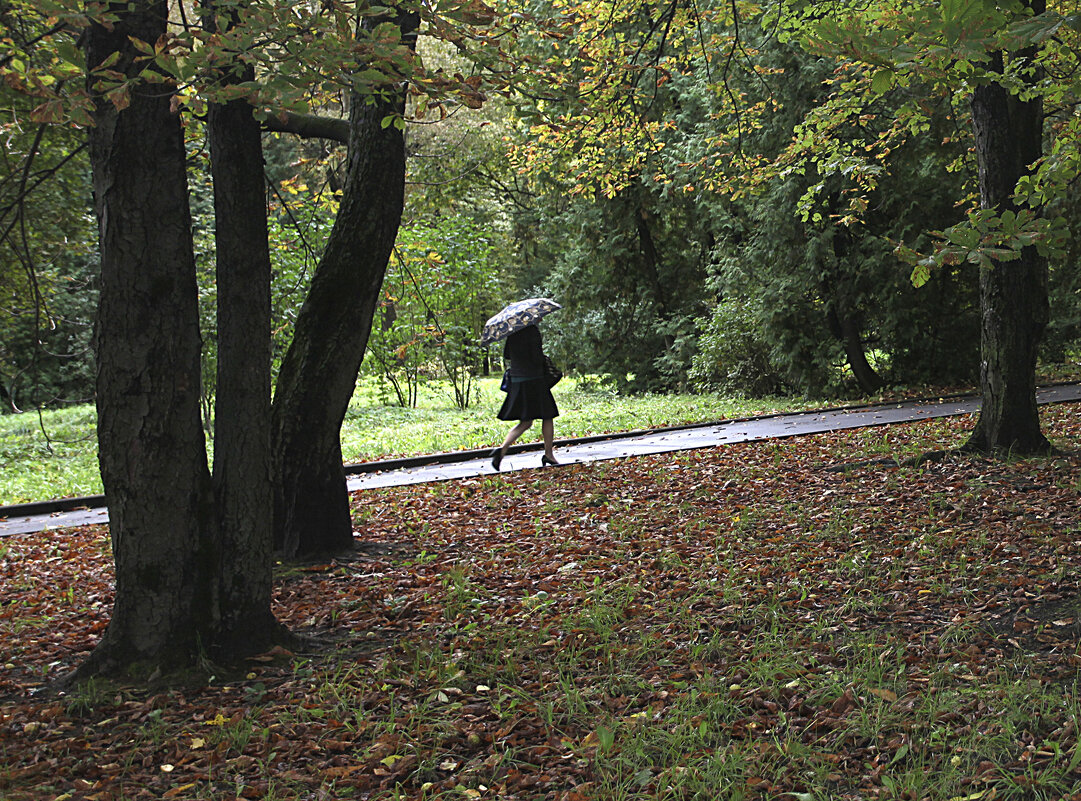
[497,377,559,421]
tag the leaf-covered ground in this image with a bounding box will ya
[2,404,1081,800]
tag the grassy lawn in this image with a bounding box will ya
[0,376,812,506]
[2,403,1080,799]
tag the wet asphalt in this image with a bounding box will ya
[3,383,1079,537]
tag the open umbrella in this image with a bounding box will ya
[480,297,562,346]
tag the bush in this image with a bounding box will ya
[691,298,786,396]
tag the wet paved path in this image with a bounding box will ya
[3,383,1080,537]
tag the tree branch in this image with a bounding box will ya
[262,111,349,143]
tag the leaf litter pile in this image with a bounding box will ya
[3,404,1081,800]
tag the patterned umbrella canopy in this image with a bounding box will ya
[479,298,562,346]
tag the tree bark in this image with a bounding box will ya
[263,111,349,143]
[82,0,215,672]
[204,0,281,654]
[965,19,1051,455]
[80,0,283,676]
[271,8,419,558]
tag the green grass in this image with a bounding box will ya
[0,376,808,506]
[341,375,809,462]
[0,405,101,505]
[273,580,1081,801]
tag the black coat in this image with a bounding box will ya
[497,324,559,421]
[503,325,544,378]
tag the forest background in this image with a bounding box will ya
[4,0,1079,422]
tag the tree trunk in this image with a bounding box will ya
[271,8,419,558]
[80,0,283,676]
[204,0,280,654]
[828,307,883,394]
[82,0,215,672]
[965,25,1051,455]
[826,222,882,394]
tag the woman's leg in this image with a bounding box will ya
[541,418,558,463]
[501,419,534,454]
[491,419,534,471]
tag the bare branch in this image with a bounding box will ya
[262,110,349,143]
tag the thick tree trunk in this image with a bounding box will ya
[204,2,280,654]
[965,32,1051,455]
[271,9,419,558]
[79,0,283,677]
[82,0,215,672]
[635,207,671,319]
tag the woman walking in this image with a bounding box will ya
[490,323,559,470]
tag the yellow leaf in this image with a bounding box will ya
[190,737,206,749]
[160,763,175,772]
[164,783,197,798]
[204,713,227,726]
[869,688,898,703]
[380,754,404,767]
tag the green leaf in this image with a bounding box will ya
[983,247,1020,262]
[910,261,932,288]
[95,51,122,71]
[30,99,64,124]
[128,36,155,55]
[945,225,979,249]
[890,742,910,765]
[1068,742,1081,773]
[1007,11,1064,46]
[105,84,131,112]
[55,39,85,70]
[870,69,894,94]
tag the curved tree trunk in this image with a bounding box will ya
[271,9,420,558]
[82,0,216,673]
[826,223,882,395]
[965,26,1051,456]
[828,307,883,394]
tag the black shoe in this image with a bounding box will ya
[490,448,503,471]
[541,455,559,467]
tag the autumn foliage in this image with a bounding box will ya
[2,403,1081,799]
